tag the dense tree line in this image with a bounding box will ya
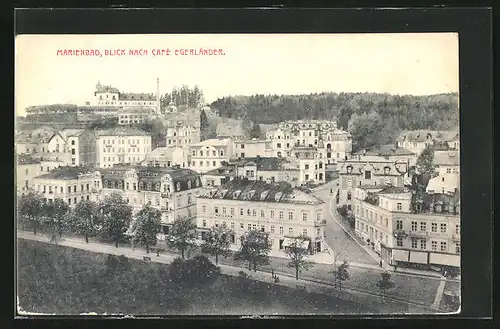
[210,92,459,151]
[160,85,204,109]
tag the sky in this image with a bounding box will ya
[15,33,459,116]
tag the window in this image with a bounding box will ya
[420,222,427,231]
[279,211,284,220]
[303,213,308,221]
[431,222,438,232]
[455,224,460,234]
[411,238,418,248]
[411,221,417,231]
[446,168,451,173]
[261,210,265,217]
[305,164,309,170]
[222,207,227,215]
[270,210,275,218]
[280,226,284,234]
[231,208,235,216]
[214,206,219,214]
[303,229,308,236]
[397,203,402,211]
[288,227,293,235]
[288,212,293,220]
[396,220,403,230]
[440,241,447,252]
[455,245,460,254]
[247,209,251,216]
[261,225,265,232]
[364,171,372,179]
[202,220,206,227]
[252,209,256,217]
[240,222,244,229]
[252,224,257,231]
[247,224,252,231]
[420,240,427,250]
[440,223,447,233]
[385,218,389,227]
[431,241,438,250]
[396,237,403,247]
[347,192,352,200]
[270,226,275,233]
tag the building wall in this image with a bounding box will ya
[190,144,232,173]
[233,140,273,158]
[196,198,326,253]
[298,159,325,184]
[96,135,152,168]
[16,163,43,195]
[31,174,102,206]
[354,195,460,268]
[118,113,149,125]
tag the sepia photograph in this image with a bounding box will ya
[15,33,461,316]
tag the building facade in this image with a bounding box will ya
[63,129,97,166]
[337,155,408,208]
[92,81,159,110]
[233,139,274,159]
[16,155,43,195]
[31,166,102,206]
[189,138,234,173]
[397,130,459,156]
[142,147,190,168]
[95,127,152,168]
[353,185,460,269]
[118,107,153,125]
[99,166,203,235]
[196,179,327,255]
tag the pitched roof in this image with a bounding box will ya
[397,130,459,143]
[356,145,415,157]
[191,138,232,147]
[119,93,156,101]
[203,166,237,176]
[338,158,407,176]
[118,107,153,114]
[426,174,460,194]
[229,156,294,171]
[433,150,460,166]
[34,166,97,180]
[60,129,85,138]
[96,127,151,137]
[198,178,324,205]
[95,84,119,93]
[17,154,41,165]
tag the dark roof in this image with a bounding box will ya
[397,130,459,143]
[229,157,293,171]
[339,159,407,176]
[34,166,97,180]
[203,166,236,176]
[17,154,41,165]
[377,186,409,194]
[356,145,415,157]
[433,150,460,166]
[95,84,119,93]
[199,178,324,205]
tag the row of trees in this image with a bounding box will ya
[160,85,204,109]
[18,191,396,297]
[210,92,459,152]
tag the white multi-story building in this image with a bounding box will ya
[265,120,352,163]
[60,129,97,167]
[291,146,326,184]
[353,185,460,270]
[31,166,102,206]
[99,166,203,235]
[233,139,274,159]
[163,107,201,149]
[95,127,152,168]
[16,126,68,155]
[92,81,159,111]
[196,179,327,255]
[142,147,190,168]
[354,145,417,170]
[396,130,459,156]
[189,138,234,173]
[118,107,153,125]
[16,155,43,195]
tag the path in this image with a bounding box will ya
[18,230,445,313]
[431,276,447,309]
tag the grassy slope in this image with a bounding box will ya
[17,239,376,315]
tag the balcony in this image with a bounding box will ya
[393,229,407,238]
[409,231,429,239]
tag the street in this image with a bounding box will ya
[312,181,378,266]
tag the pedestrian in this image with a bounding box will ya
[394,264,397,271]
[276,276,280,283]
[271,269,274,277]
[379,260,383,268]
[156,249,160,257]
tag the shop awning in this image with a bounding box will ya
[429,253,460,267]
[409,251,428,264]
[282,238,310,249]
[392,249,409,262]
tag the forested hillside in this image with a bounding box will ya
[210,92,459,152]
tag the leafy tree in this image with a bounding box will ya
[131,204,162,254]
[284,235,314,280]
[416,145,436,176]
[98,193,133,248]
[201,225,233,265]
[105,254,130,275]
[347,111,385,152]
[234,230,272,272]
[166,216,198,259]
[169,255,220,287]
[41,198,70,242]
[70,200,99,243]
[17,191,44,235]
[200,109,210,141]
[249,124,262,139]
[332,260,350,290]
[376,272,395,299]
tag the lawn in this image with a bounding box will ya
[17,239,377,315]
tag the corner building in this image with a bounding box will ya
[196,179,327,255]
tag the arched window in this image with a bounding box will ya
[347,191,352,201]
[71,140,75,145]
[187,180,192,189]
[176,182,181,191]
[103,180,108,188]
[147,182,152,190]
[139,181,144,190]
[155,183,161,191]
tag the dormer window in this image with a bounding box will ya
[384,167,390,175]
[260,191,269,200]
[346,166,353,174]
[176,182,181,191]
[274,192,283,201]
[187,180,192,189]
[364,170,372,179]
[233,190,241,199]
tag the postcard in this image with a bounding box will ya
[15,33,461,316]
